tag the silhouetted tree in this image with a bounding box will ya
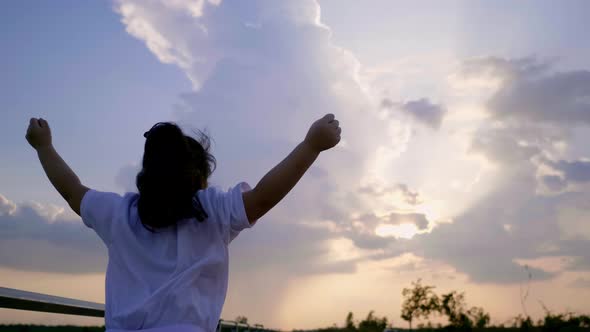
[437,291,478,330]
[345,312,356,331]
[511,314,533,330]
[401,279,439,330]
[466,306,490,328]
[358,310,387,332]
[537,306,590,331]
[235,316,248,324]
[439,291,466,325]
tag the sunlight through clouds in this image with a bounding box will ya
[107,1,590,325]
[375,223,419,240]
[3,0,590,329]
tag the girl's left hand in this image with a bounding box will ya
[26,118,52,150]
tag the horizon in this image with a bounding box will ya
[1,0,590,330]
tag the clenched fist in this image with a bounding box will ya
[304,114,341,153]
[26,118,52,150]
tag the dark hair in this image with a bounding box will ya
[136,122,216,232]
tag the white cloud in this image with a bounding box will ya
[112,0,590,304]
[404,57,590,284]
[0,194,16,216]
[112,0,410,245]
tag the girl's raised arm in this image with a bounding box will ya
[26,118,89,216]
[242,114,341,223]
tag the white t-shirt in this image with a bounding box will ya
[80,182,255,332]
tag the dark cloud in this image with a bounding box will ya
[489,71,590,125]
[0,197,106,274]
[569,277,590,288]
[470,125,541,165]
[395,183,422,205]
[388,212,429,230]
[230,219,357,276]
[540,175,567,192]
[547,159,590,183]
[347,231,393,250]
[408,173,562,284]
[462,56,590,125]
[537,158,590,193]
[382,97,446,129]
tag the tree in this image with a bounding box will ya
[345,312,356,331]
[467,306,490,328]
[438,291,474,330]
[538,306,590,331]
[358,310,388,332]
[235,316,248,324]
[439,291,465,324]
[401,279,439,330]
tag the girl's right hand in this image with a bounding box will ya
[303,113,342,153]
[26,118,52,150]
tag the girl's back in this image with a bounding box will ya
[82,182,253,332]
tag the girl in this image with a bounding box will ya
[25,114,341,332]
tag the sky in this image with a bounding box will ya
[1,0,590,329]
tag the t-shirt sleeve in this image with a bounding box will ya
[203,182,256,244]
[80,189,123,246]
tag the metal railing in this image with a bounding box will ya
[0,287,272,332]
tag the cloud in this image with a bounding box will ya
[0,193,106,274]
[0,189,361,278]
[231,221,359,276]
[460,57,552,82]
[359,183,422,206]
[388,212,429,230]
[115,0,223,88]
[0,194,16,216]
[115,0,334,90]
[535,158,590,194]
[469,124,542,165]
[546,159,590,183]
[461,56,590,125]
[570,277,590,288]
[381,97,446,129]
[113,0,406,263]
[112,0,590,292]
[408,176,562,284]
[540,175,567,192]
[403,57,590,284]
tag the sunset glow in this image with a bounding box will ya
[2,0,590,330]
